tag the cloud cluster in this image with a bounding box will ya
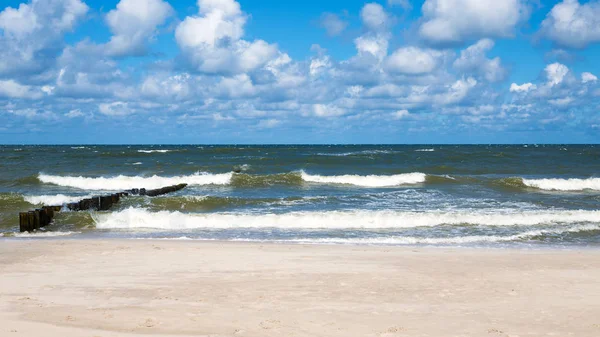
[540,0,600,49]
[419,0,530,45]
[1,0,599,142]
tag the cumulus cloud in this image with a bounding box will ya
[312,104,346,117]
[175,0,279,74]
[318,13,348,37]
[540,0,600,49]
[385,47,442,75]
[419,0,530,45]
[0,79,43,99]
[105,0,173,57]
[453,39,505,82]
[582,72,598,83]
[392,109,411,119]
[545,62,569,86]
[361,3,391,31]
[99,102,135,116]
[0,0,88,75]
[510,83,536,93]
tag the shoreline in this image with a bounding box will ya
[1,240,600,336]
[3,235,600,251]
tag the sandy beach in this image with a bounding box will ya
[1,240,599,337]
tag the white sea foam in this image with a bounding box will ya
[12,231,80,237]
[138,149,172,153]
[71,146,88,149]
[316,150,394,157]
[271,224,600,245]
[93,208,600,230]
[300,171,426,187]
[415,148,435,152]
[522,177,600,191]
[38,172,233,190]
[24,194,93,205]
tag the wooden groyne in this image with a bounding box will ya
[18,183,187,232]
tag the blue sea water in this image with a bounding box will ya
[1,145,600,247]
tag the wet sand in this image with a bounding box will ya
[1,240,599,336]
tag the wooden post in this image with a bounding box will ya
[19,212,29,232]
[99,196,112,211]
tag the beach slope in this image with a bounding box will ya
[1,240,599,336]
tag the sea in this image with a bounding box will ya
[1,145,600,247]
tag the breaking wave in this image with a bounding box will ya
[38,172,232,190]
[522,177,600,191]
[93,208,600,230]
[137,149,173,153]
[24,194,93,205]
[300,171,426,187]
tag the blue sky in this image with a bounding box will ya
[0,0,599,144]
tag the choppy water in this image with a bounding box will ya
[1,145,600,247]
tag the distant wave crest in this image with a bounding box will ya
[38,172,232,190]
[522,177,600,191]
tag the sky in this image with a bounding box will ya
[0,0,599,144]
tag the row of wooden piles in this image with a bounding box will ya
[18,183,188,232]
[18,192,127,232]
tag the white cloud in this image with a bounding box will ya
[175,0,278,74]
[419,0,530,45]
[141,73,192,100]
[436,77,477,105]
[392,109,411,119]
[510,83,536,93]
[319,13,348,37]
[453,39,505,82]
[361,3,390,31]
[98,102,135,116]
[354,34,389,61]
[545,63,569,86]
[549,97,574,106]
[312,104,346,117]
[540,0,600,49]
[65,109,84,118]
[0,0,88,75]
[105,0,173,57]
[310,57,332,76]
[0,79,42,99]
[582,72,598,83]
[385,47,441,74]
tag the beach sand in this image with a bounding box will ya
[1,240,599,337]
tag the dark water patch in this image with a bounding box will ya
[230,172,303,187]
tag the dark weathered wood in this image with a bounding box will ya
[42,206,55,223]
[32,210,40,231]
[145,184,188,197]
[19,212,29,232]
[18,184,188,231]
[26,212,35,232]
[99,196,112,211]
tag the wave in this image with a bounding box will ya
[415,148,435,152]
[522,177,600,191]
[9,231,80,237]
[93,208,600,230]
[260,224,600,245]
[300,171,426,187]
[231,172,303,187]
[316,150,395,157]
[38,172,232,190]
[24,194,93,205]
[138,149,173,153]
